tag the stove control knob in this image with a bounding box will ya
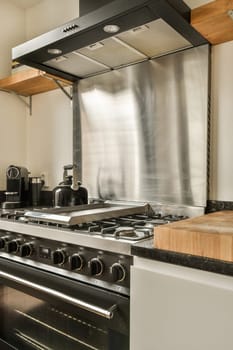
[88,258,104,276]
[20,243,34,257]
[0,236,10,249]
[69,254,84,271]
[110,263,126,282]
[5,239,21,253]
[52,249,66,265]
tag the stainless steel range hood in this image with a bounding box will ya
[12,0,208,81]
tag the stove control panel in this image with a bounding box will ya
[52,249,66,265]
[111,262,126,282]
[69,253,84,271]
[88,257,104,276]
[19,242,34,257]
[0,229,132,291]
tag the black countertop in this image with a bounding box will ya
[131,238,233,277]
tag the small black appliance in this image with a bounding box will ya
[53,164,88,207]
[29,176,44,207]
[2,165,29,209]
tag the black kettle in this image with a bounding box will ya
[53,164,88,207]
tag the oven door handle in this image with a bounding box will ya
[0,270,117,320]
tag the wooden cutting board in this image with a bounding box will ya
[154,211,233,262]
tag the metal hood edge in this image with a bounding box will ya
[12,0,208,82]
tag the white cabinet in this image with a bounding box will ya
[130,257,233,350]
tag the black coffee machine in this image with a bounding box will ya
[2,165,29,209]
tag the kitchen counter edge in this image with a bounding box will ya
[131,238,233,277]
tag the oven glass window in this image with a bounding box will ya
[0,286,127,350]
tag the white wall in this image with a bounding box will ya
[25,0,233,198]
[0,1,26,190]
[0,93,27,190]
[0,1,25,78]
[26,88,73,188]
[24,0,78,188]
[1,0,233,200]
[209,40,233,201]
[25,0,78,38]
[0,0,78,190]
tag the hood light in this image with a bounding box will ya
[103,24,120,34]
[47,48,63,55]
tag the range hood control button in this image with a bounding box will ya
[69,254,84,271]
[110,263,126,282]
[20,243,34,257]
[63,24,79,33]
[52,249,66,265]
[5,239,21,253]
[88,258,104,276]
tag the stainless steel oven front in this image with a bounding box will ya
[0,258,129,350]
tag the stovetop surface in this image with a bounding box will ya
[0,206,188,242]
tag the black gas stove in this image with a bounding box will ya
[0,202,189,296]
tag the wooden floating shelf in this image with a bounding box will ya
[191,0,233,45]
[0,68,72,97]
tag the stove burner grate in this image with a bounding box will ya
[0,209,189,241]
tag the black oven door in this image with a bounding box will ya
[0,258,129,350]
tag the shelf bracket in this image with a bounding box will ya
[0,89,32,115]
[53,79,73,100]
[16,94,32,115]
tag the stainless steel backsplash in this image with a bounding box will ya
[78,45,209,207]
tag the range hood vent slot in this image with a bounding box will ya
[12,0,208,81]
